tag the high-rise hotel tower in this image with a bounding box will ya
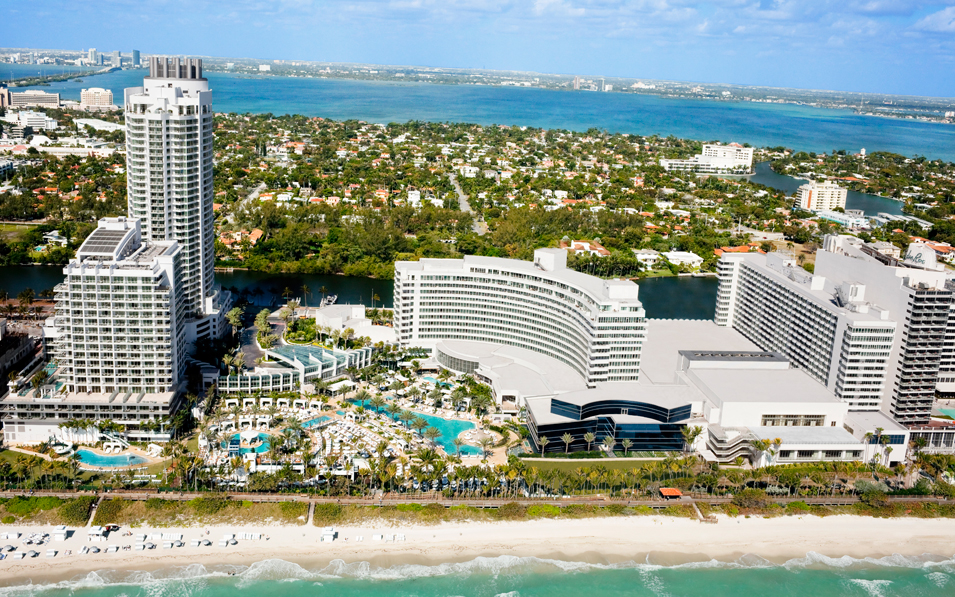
[124,57,228,342]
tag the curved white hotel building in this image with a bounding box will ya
[394,249,646,385]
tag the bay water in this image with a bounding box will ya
[18,70,955,161]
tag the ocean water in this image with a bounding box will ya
[17,70,955,161]
[4,553,955,597]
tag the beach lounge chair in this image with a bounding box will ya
[135,544,145,551]
[106,546,119,553]
[218,540,229,547]
[191,540,201,547]
[11,552,24,560]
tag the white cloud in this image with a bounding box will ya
[914,6,955,32]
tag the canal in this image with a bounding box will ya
[745,161,904,216]
[0,267,718,320]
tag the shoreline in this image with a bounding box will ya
[2,514,954,586]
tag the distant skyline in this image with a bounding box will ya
[3,1,955,97]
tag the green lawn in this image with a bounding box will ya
[0,222,38,240]
[523,459,660,473]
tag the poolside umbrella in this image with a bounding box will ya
[2,545,13,552]
[27,550,39,558]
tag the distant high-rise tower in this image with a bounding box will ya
[111,51,121,67]
[87,48,96,64]
[573,76,580,90]
[132,50,140,67]
[124,57,229,343]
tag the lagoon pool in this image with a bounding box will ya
[223,432,271,454]
[303,416,331,428]
[75,449,147,468]
[414,413,482,456]
[939,409,955,419]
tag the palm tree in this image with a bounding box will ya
[583,432,596,452]
[424,427,441,446]
[538,435,550,454]
[451,437,464,458]
[561,432,573,453]
[301,284,311,307]
[369,395,387,416]
[621,438,633,457]
[681,425,704,455]
[282,287,293,302]
[479,437,494,458]
[318,285,329,304]
[601,435,616,454]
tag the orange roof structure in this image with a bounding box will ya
[659,488,683,498]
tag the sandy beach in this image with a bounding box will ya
[2,514,955,585]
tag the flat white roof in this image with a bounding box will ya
[751,426,860,445]
[640,320,761,384]
[690,368,835,406]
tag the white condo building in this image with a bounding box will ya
[2,217,185,445]
[716,235,952,426]
[394,249,646,387]
[795,180,848,211]
[124,57,229,342]
[660,143,754,174]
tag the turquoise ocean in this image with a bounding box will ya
[4,553,955,596]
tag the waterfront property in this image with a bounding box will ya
[395,248,646,385]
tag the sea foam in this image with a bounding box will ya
[2,552,955,596]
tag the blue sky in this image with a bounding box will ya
[5,0,955,96]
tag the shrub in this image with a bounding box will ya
[59,497,96,525]
[526,504,561,518]
[421,503,447,519]
[5,496,64,517]
[93,498,125,525]
[188,496,232,516]
[722,504,740,517]
[495,502,526,520]
[313,504,343,525]
[396,503,423,513]
[1,516,14,524]
[731,488,771,509]
[785,501,811,514]
[145,498,173,510]
[561,504,597,518]
[279,502,308,520]
[603,504,626,516]
[860,489,889,508]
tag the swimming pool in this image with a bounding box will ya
[303,416,330,428]
[414,413,481,456]
[75,449,148,468]
[939,408,955,419]
[222,433,271,454]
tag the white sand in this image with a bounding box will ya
[2,515,955,584]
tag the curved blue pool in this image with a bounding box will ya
[75,449,148,467]
[413,413,481,456]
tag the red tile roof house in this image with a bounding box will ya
[560,239,611,257]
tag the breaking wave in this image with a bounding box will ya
[2,552,955,595]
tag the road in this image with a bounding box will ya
[226,182,267,225]
[450,174,487,236]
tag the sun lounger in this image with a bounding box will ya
[11,552,24,560]
[135,544,145,551]
[106,546,119,553]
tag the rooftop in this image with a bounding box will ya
[689,368,836,406]
[640,319,761,384]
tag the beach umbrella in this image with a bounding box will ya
[27,550,39,558]
[2,545,13,552]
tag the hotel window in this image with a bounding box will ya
[824,450,843,458]
[778,450,793,459]
[797,450,815,459]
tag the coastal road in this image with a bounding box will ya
[449,174,487,236]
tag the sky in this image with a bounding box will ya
[4,0,955,97]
